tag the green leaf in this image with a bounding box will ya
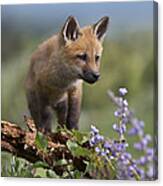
[35,132,48,151]
[73,170,83,179]
[55,159,68,166]
[83,160,90,175]
[67,140,90,158]
[14,157,20,172]
[67,140,78,150]
[33,161,49,169]
[73,130,89,145]
[46,170,59,178]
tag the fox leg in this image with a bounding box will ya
[26,90,52,132]
[39,106,53,132]
[66,82,82,130]
[55,98,68,128]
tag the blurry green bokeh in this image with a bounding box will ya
[1,31,154,139]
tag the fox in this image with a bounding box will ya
[25,16,109,132]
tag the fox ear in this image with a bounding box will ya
[93,16,109,41]
[61,16,80,43]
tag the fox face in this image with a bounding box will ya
[59,16,109,84]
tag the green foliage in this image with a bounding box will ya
[55,159,68,166]
[46,169,59,178]
[35,131,48,152]
[1,156,34,177]
[72,130,89,145]
[67,140,89,158]
[32,161,49,169]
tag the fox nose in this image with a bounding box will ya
[92,72,100,80]
[81,70,100,84]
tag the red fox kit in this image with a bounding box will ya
[25,16,109,132]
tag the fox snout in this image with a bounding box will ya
[80,70,100,84]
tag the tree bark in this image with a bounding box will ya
[1,117,88,176]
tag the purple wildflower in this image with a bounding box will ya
[120,124,126,134]
[100,151,107,156]
[105,149,110,154]
[123,152,132,160]
[114,110,121,117]
[91,125,99,134]
[146,148,154,157]
[139,121,145,128]
[103,141,112,149]
[123,99,128,107]
[96,134,104,142]
[128,127,139,136]
[112,123,119,132]
[146,165,154,178]
[119,88,128,96]
[95,147,101,153]
[89,88,155,180]
[134,142,143,151]
[137,156,148,166]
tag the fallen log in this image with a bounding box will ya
[1,117,89,176]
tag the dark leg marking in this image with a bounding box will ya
[66,97,81,130]
[54,99,68,128]
[26,90,52,132]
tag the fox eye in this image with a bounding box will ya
[76,53,87,62]
[95,55,100,62]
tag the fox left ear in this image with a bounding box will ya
[61,16,80,43]
[93,16,109,41]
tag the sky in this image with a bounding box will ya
[2,1,154,38]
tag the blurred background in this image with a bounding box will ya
[1,1,156,170]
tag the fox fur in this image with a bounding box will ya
[25,16,109,132]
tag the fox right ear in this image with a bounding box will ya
[93,16,109,41]
[61,16,80,43]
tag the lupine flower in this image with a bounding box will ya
[133,142,141,149]
[119,88,128,96]
[100,151,107,156]
[114,110,121,117]
[96,134,104,142]
[95,147,101,153]
[146,148,154,157]
[137,156,148,165]
[89,88,155,180]
[103,141,112,149]
[128,127,139,136]
[108,88,155,180]
[113,123,119,132]
[146,165,154,178]
[123,99,128,107]
[91,125,99,134]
